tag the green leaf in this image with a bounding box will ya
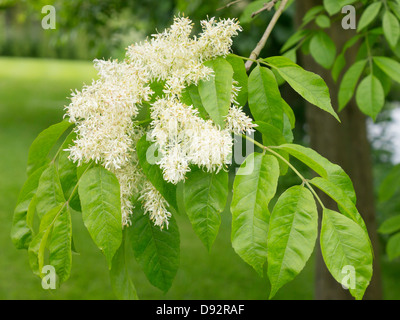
[281,29,311,53]
[265,56,340,122]
[383,10,400,47]
[77,162,91,180]
[198,57,234,128]
[283,102,296,130]
[338,59,367,111]
[320,208,373,300]
[28,222,53,276]
[149,80,166,103]
[26,194,37,235]
[58,132,77,198]
[282,48,297,65]
[379,215,400,234]
[39,203,64,233]
[231,153,280,276]
[387,232,400,260]
[310,31,337,69]
[255,121,287,146]
[28,204,64,276]
[323,0,342,15]
[342,34,362,53]
[78,167,122,268]
[183,168,228,251]
[57,132,81,212]
[315,14,331,28]
[267,186,318,298]
[48,204,72,284]
[357,2,382,31]
[248,66,286,131]
[379,164,400,202]
[309,177,368,234]
[332,35,361,82]
[301,35,312,55]
[355,39,369,61]
[373,62,393,96]
[128,206,180,292]
[11,165,47,249]
[226,54,248,107]
[135,103,151,123]
[136,135,178,210]
[323,0,357,16]
[180,84,208,119]
[332,53,346,82]
[110,232,139,300]
[239,0,266,24]
[389,1,400,20]
[282,115,294,144]
[302,6,325,26]
[27,119,72,176]
[15,165,48,206]
[356,74,385,121]
[36,163,66,219]
[274,0,294,11]
[276,144,356,203]
[373,56,400,84]
[255,121,289,175]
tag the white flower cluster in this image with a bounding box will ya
[66,59,152,170]
[65,16,256,229]
[140,181,172,229]
[127,16,242,96]
[149,97,234,184]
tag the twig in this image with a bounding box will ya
[217,0,243,11]
[245,0,289,71]
[251,0,279,18]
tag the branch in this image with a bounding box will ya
[245,0,289,71]
[251,0,279,18]
[216,0,243,11]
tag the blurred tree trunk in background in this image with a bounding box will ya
[295,0,383,300]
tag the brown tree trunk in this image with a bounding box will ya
[295,0,383,300]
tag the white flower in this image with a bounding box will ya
[157,143,190,185]
[126,16,241,97]
[149,97,234,183]
[110,127,146,226]
[65,59,152,171]
[225,105,257,135]
[139,181,171,229]
[64,15,249,228]
[197,17,242,61]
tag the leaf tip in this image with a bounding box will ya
[268,293,275,300]
[254,265,265,278]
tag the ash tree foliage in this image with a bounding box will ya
[279,0,400,264]
[282,0,400,121]
[11,1,380,300]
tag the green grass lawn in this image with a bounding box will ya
[0,57,398,300]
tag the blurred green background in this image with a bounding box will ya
[1,0,400,300]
